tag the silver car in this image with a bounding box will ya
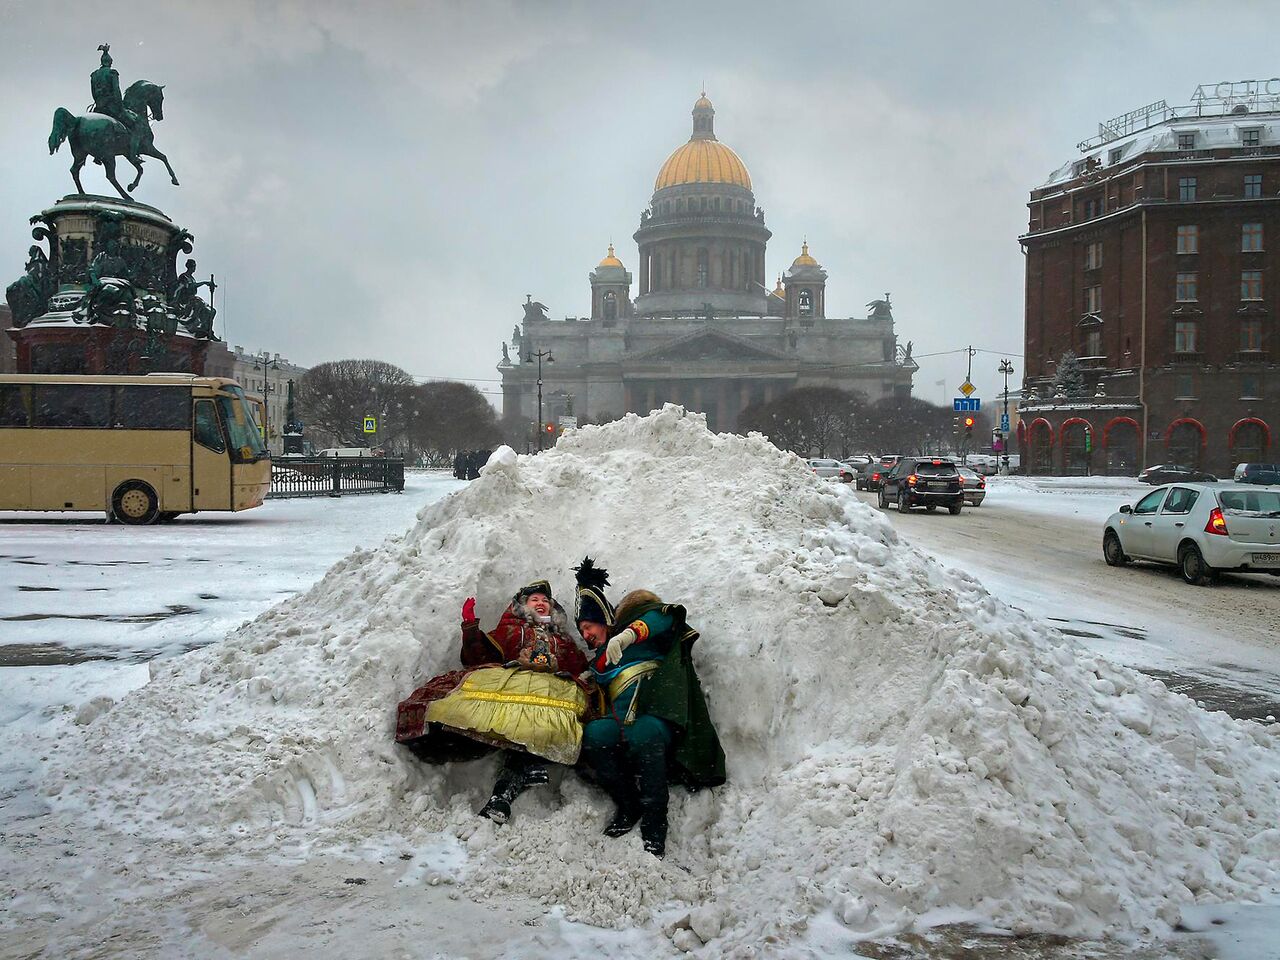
[956,466,987,505]
[806,458,854,482]
[1103,483,1280,585]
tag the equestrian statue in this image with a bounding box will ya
[47,44,180,200]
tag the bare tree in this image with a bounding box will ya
[406,381,501,465]
[296,359,416,449]
[739,387,867,457]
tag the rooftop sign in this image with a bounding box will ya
[1078,78,1280,153]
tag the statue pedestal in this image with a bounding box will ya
[5,194,214,375]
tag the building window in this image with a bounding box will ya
[696,248,709,288]
[1243,222,1264,251]
[1175,321,1199,353]
[1177,132,1196,150]
[1242,270,1263,300]
[1241,375,1261,399]
[1084,326,1102,357]
[1179,177,1197,201]
[1175,373,1195,398]
[1176,225,1198,254]
[1084,197,1102,219]
[1241,319,1263,352]
[1109,147,1124,165]
[602,290,617,322]
[1244,174,1263,198]
[1072,159,1087,177]
[1242,128,1261,147]
[798,288,813,317]
[1176,272,1198,301]
[1084,285,1102,313]
[1084,241,1102,270]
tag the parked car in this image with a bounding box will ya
[866,455,902,492]
[318,447,379,458]
[966,455,1000,476]
[1103,483,1280,585]
[807,458,854,482]
[878,458,964,514]
[957,466,987,505]
[1234,463,1280,485]
[1138,464,1217,485]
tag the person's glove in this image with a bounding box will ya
[461,597,477,622]
[605,627,638,666]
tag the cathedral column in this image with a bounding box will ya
[639,247,650,295]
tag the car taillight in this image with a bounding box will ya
[907,474,918,486]
[978,478,986,488]
[872,472,880,481]
[1204,507,1228,536]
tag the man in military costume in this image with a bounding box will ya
[573,558,725,858]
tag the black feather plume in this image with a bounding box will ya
[573,555,610,589]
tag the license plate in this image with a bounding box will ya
[928,483,949,491]
[1253,553,1280,566]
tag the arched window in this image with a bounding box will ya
[696,249,709,288]
[1061,419,1094,476]
[799,289,813,317]
[713,197,721,211]
[1103,417,1140,475]
[1028,419,1054,475]
[1230,418,1271,462]
[678,198,686,212]
[603,291,617,322]
[1167,419,1206,469]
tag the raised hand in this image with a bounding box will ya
[461,597,477,622]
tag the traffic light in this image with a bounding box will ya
[545,422,556,434]
[964,416,975,442]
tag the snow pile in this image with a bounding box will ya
[46,406,1280,950]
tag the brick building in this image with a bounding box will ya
[1019,82,1279,475]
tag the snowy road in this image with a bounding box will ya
[855,478,1280,718]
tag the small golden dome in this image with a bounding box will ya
[655,139,752,191]
[791,241,819,268]
[694,93,713,110]
[597,244,624,268]
[770,276,785,298]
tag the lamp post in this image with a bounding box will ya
[998,358,1015,473]
[524,346,554,451]
[250,350,279,451]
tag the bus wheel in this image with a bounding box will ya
[112,482,160,525]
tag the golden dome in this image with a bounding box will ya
[597,244,624,268]
[694,93,713,110]
[791,241,819,268]
[770,276,785,298]
[655,139,752,191]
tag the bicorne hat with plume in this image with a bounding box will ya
[573,556,615,628]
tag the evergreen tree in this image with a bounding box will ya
[1053,350,1086,398]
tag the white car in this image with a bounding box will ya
[1103,483,1280,585]
[806,458,854,482]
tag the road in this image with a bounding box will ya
[853,488,1280,717]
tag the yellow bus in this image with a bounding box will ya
[0,373,271,524]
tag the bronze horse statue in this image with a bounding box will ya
[48,80,179,200]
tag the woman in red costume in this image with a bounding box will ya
[395,579,590,824]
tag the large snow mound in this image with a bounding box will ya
[48,406,1280,950]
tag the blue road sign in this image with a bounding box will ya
[953,397,982,412]
[1000,413,1010,432]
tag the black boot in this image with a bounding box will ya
[478,752,541,824]
[633,741,670,858]
[603,800,641,838]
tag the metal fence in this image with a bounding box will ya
[268,457,405,499]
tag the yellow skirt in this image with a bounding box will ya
[424,666,588,765]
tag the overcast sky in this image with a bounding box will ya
[1,0,1275,410]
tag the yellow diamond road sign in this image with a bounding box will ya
[959,380,976,397]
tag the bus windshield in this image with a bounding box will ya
[218,386,269,461]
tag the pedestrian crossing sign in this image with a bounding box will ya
[363,416,377,434]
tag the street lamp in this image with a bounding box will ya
[998,358,1015,473]
[250,350,279,449]
[524,347,555,451]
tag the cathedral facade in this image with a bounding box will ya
[499,95,917,434]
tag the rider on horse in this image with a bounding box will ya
[89,44,140,157]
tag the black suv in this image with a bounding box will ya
[878,458,964,514]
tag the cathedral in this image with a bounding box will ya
[499,94,917,434]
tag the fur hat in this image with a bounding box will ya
[513,579,553,605]
[614,589,661,627]
[573,556,615,628]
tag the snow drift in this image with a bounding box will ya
[48,406,1280,951]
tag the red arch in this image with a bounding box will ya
[1229,417,1272,452]
[1028,417,1054,446]
[1060,416,1094,434]
[1165,417,1207,448]
[1016,420,1027,442]
[1102,416,1140,447]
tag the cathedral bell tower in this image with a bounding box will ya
[782,241,827,325]
[589,245,632,325]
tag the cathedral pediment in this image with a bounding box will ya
[628,328,790,363]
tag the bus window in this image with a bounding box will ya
[32,384,112,428]
[114,386,191,430]
[217,388,268,462]
[193,399,226,453]
[0,384,30,427]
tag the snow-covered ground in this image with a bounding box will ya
[3,440,1280,960]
